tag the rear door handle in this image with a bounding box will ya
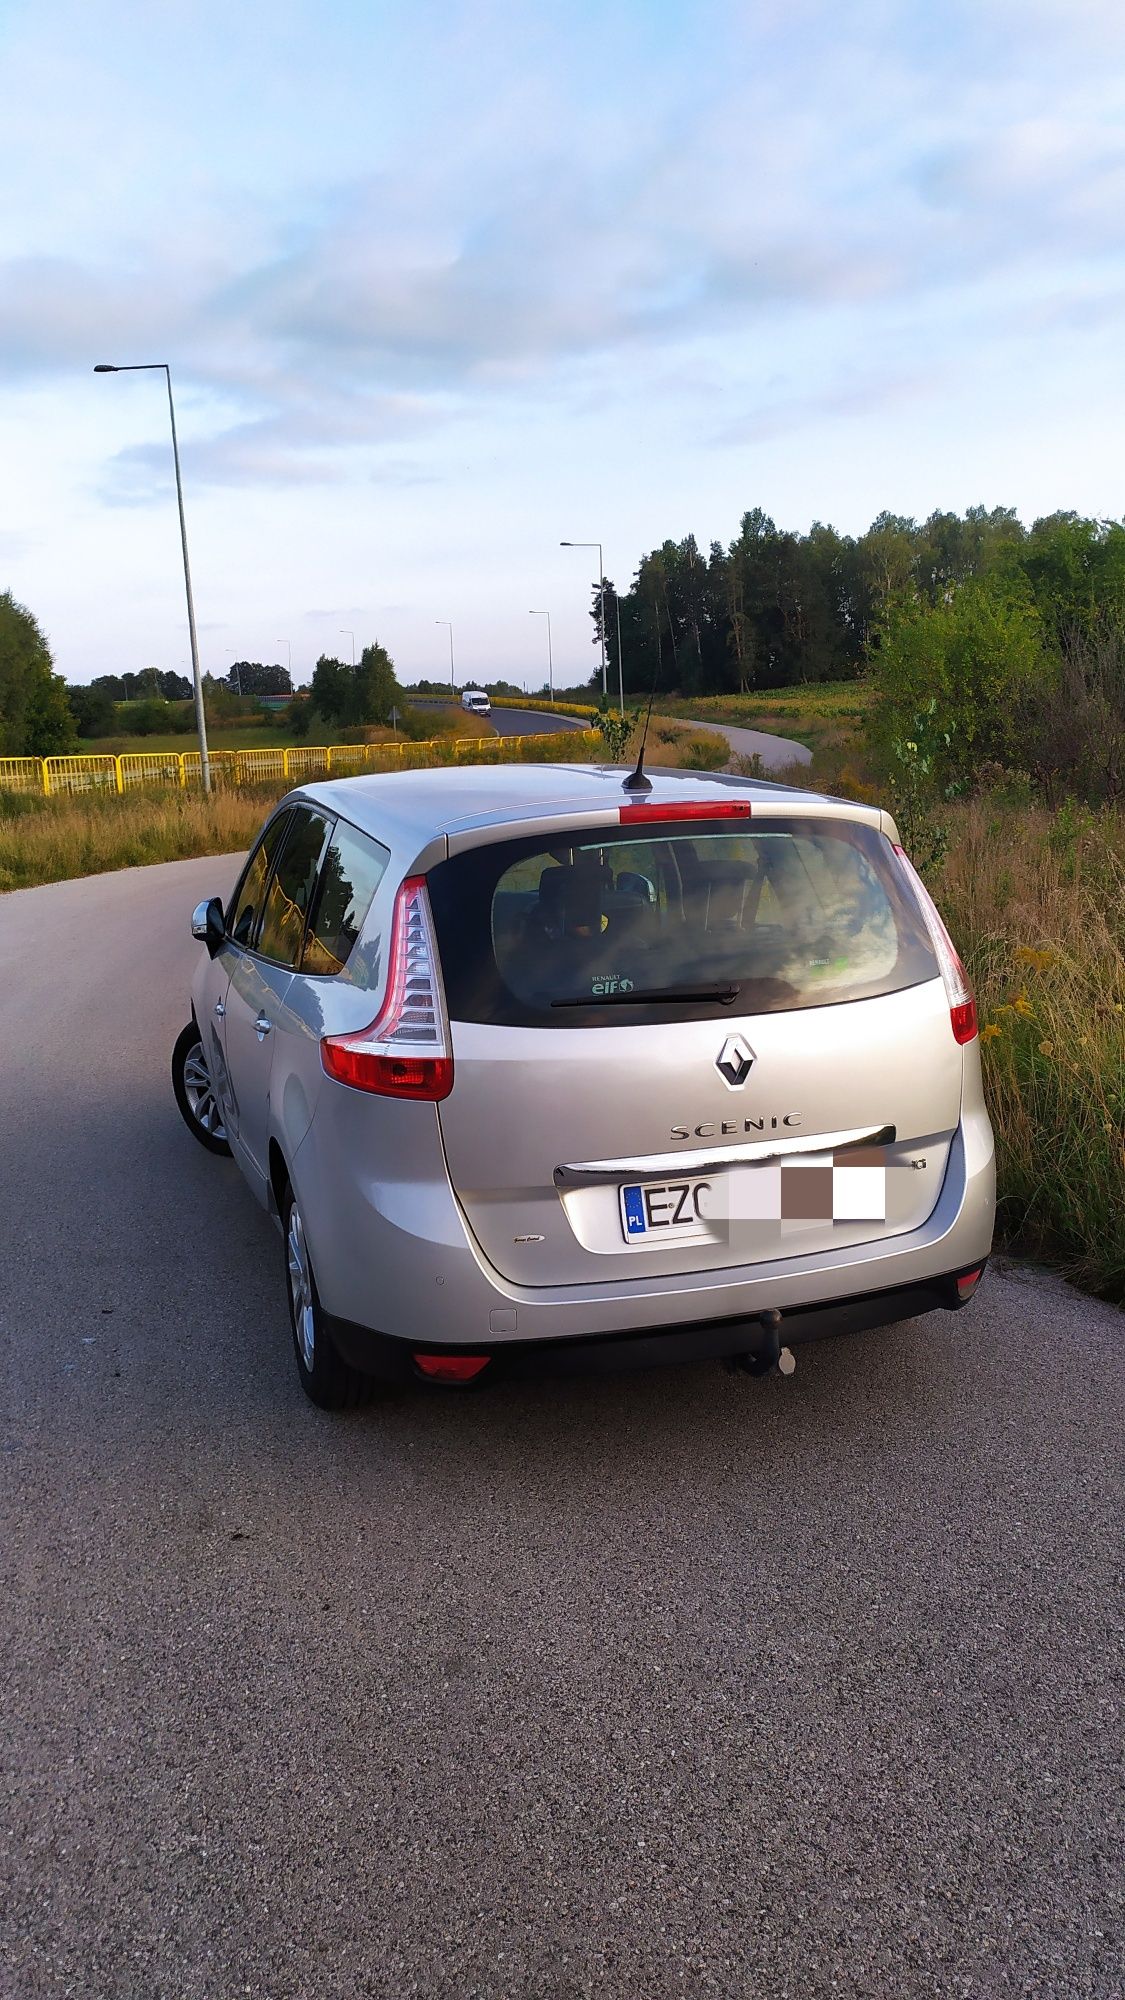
[254,1013,272,1040]
[214,998,225,1019]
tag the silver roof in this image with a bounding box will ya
[295,761,838,850]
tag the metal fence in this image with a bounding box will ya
[1,733,603,800]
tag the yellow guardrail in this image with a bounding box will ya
[0,756,46,794]
[1,731,603,800]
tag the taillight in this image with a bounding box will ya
[413,1352,491,1382]
[619,800,751,824]
[892,843,978,1046]
[320,876,453,1099]
[955,1266,985,1301]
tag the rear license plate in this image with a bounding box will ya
[620,1176,719,1246]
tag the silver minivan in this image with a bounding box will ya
[173,764,995,1407]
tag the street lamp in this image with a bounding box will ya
[435,620,455,697]
[560,539,612,705]
[276,638,292,682]
[529,610,554,702]
[95,362,211,792]
[339,628,355,669]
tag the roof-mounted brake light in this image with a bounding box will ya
[320,876,453,1098]
[618,801,752,824]
[893,843,977,1046]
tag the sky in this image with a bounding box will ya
[1,0,1124,690]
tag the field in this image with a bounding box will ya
[83,701,496,757]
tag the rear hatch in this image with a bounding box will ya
[426,806,963,1287]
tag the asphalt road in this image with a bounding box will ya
[407,702,586,737]
[488,707,587,737]
[2,857,1122,2000]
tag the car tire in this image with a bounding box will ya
[171,1021,232,1156]
[282,1184,375,1410]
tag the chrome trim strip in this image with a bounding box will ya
[553,1123,896,1187]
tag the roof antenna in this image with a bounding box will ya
[621,602,660,794]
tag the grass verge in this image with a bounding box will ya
[0,785,290,890]
[763,760,1125,1303]
[652,683,871,762]
[0,733,599,891]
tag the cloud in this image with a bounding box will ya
[711,366,942,449]
[2,0,1123,496]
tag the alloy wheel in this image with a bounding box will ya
[287,1202,316,1372]
[182,1041,226,1142]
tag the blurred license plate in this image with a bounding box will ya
[620,1176,718,1246]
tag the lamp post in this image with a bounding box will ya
[529,610,553,702]
[94,362,211,792]
[436,620,455,697]
[560,539,612,705]
[339,629,355,670]
[277,638,292,683]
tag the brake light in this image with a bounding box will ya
[320,876,453,1098]
[955,1267,985,1301]
[892,843,978,1046]
[413,1353,491,1382]
[618,800,752,823]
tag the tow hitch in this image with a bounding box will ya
[724,1309,796,1378]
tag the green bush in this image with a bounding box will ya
[127,698,175,737]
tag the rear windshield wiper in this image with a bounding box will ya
[552,984,742,1008]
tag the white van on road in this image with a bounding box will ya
[461,688,491,716]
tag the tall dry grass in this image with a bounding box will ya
[0,785,290,891]
[0,733,602,891]
[937,801,1125,1299]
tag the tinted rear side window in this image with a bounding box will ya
[302,820,390,978]
[427,818,937,1027]
[256,808,333,967]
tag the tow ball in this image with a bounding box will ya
[724,1309,796,1378]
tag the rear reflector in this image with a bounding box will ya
[619,800,751,823]
[321,876,453,1099]
[413,1352,491,1382]
[955,1267,985,1300]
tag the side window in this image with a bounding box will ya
[256,809,334,968]
[226,811,293,948]
[302,820,390,977]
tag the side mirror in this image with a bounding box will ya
[191,897,226,959]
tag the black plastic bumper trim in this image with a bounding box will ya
[322,1262,987,1386]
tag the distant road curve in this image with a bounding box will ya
[406,699,585,738]
[486,705,812,766]
[411,700,807,765]
[488,706,587,737]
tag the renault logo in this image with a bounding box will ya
[716,1034,755,1088]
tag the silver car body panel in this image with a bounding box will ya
[187,765,995,1351]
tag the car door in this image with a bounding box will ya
[223,806,335,1195]
[205,808,297,1145]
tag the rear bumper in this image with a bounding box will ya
[324,1262,987,1385]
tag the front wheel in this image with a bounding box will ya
[283,1185,375,1410]
[171,1021,231,1155]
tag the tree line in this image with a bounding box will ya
[596,506,1125,699]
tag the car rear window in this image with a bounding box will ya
[426,817,938,1027]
